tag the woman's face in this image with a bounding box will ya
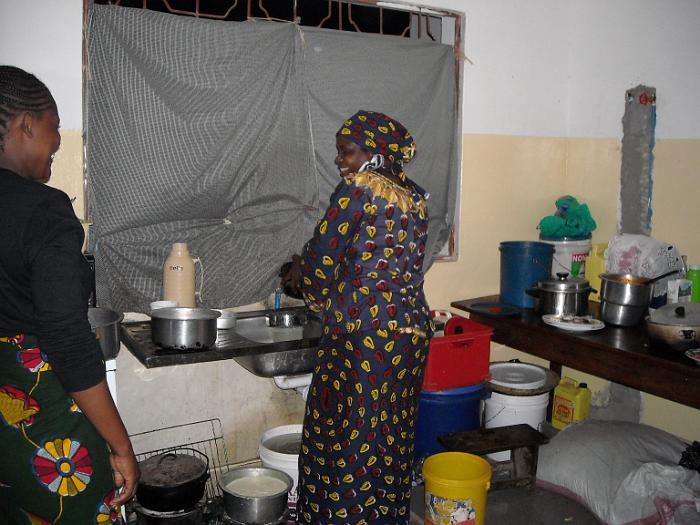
[335,137,371,177]
[23,107,61,183]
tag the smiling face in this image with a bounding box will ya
[335,136,371,177]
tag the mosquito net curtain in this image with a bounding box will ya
[87,5,457,312]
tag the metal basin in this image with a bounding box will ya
[231,308,321,377]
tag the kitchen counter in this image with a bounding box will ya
[451,296,700,410]
[120,308,321,370]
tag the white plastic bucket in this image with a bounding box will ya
[483,392,550,461]
[541,237,592,278]
[259,424,302,507]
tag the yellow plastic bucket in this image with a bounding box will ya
[423,452,491,525]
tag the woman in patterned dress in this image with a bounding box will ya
[282,110,432,525]
[0,66,139,524]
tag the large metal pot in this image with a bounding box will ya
[136,448,209,512]
[527,273,593,316]
[646,304,700,352]
[600,273,652,305]
[219,467,292,524]
[599,273,653,326]
[599,301,648,327]
[88,307,123,359]
[151,307,220,350]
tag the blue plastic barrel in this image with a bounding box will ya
[499,241,554,308]
[415,383,487,459]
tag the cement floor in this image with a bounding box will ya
[410,484,600,525]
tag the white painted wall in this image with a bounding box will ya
[566,1,700,139]
[4,0,699,138]
[0,0,83,130]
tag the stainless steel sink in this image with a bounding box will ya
[229,308,322,377]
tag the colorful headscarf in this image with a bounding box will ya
[337,110,416,173]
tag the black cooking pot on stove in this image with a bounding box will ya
[136,448,209,512]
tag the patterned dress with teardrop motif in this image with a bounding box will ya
[296,170,432,525]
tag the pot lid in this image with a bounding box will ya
[489,361,547,390]
[537,273,591,293]
[139,449,208,487]
[648,303,700,326]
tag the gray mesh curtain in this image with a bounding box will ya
[86,5,457,313]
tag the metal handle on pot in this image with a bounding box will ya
[154,447,210,470]
[681,329,696,340]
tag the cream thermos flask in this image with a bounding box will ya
[162,242,197,307]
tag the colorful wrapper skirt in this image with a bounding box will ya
[296,330,429,525]
[0,334,121,524]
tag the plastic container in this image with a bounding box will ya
[499,241,554,308]
[689,265,700,303]
[585,242,607,301]
[415,383,487,459]
[552,377,591,430]
[423,452,491,525]
[259,424,302,523]
[483,392,550,461]
[540,235,592,278]
[163,242,197,307]
[421,318,492,392]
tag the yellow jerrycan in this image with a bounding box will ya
[585,243,607,301]
[552,377,591,430]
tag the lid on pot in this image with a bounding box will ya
[648,303,700,326]
[150,307,221,321]
[537,273,591,293]
[139,449,208,487]
[489,361,547,390]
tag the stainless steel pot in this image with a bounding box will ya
[151,307,220,350]
[527,273,593,316]
[88,307,123,359]
[599,273,653,326]
[600,273,652,306]
[600,300,648,327]
[219,467,292,525]
[646,304,700,351]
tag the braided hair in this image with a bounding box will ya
[0,66,56,151]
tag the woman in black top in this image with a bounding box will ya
[0,66,139,523]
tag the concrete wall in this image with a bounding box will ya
[3,0,698,455]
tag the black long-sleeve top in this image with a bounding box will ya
[0,168,105,392]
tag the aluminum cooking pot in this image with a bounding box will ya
[137,448,209,512]
[646,303,700,352]
[527,273,594,317]
[600,273,653,306]
[150,307,220,350]
[88,307,123,359]
[219,467,292,525]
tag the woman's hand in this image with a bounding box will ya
[110,448,140,505]
[69,380,141,505]
[280,255,303,298]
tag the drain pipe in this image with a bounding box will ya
[273,373,313,400]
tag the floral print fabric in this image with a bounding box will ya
[296,170,431,524]
[0,335,120,524]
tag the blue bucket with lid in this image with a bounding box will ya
[499,241,554,308]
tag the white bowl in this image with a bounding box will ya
[213,309,237,329]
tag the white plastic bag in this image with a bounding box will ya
[606,234,685,301]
